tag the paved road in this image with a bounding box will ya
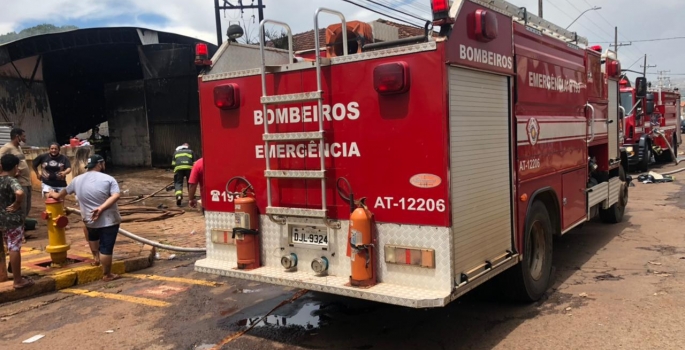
[2,170,685,350]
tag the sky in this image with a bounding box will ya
[1,0,685,86]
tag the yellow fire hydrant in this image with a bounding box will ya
[41,198,71,265]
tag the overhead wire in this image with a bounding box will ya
[624,56,644,71]
[340,0,424,28]
[580,0,643,59]
[373,0,431,15]
[362,0,430,23]
[560,0,640,63]
[546,0,612,43]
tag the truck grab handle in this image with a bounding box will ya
[586,103,595,143]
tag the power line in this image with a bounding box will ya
[340,0,423,28]
[592,36,685,43]
[578,0,642,61]
[625,56,643,70]
[546,0,613,43]
[362,0,430,23]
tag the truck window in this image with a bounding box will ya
[620,92,633,114]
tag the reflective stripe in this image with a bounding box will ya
[174,153,193,159]
[174,165,193,171]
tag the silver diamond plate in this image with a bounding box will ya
[202,68,262,82]
[330,42,437,65]
[266,207,327,218]
[194,262,450,308]
[264,170,325,179]
[263,131,324,141]
[260,91,322,105]
[200,43,438,82]
[199,212,454,299]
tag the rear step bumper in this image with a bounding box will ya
[195,258,451,308]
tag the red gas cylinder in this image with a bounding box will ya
[70,138,80,147]
[233,196,261,270]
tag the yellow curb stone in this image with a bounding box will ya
[52,271,78,290]
[72,265,104,285]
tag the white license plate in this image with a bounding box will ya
[290,225,328,247]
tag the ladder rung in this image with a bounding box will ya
[261,91,322,105]
[265,170,325,179]
[266,207,327,218]
[263,131,324,141]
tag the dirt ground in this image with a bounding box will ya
[2,163,685,349]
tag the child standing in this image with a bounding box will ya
[0,154,33,288]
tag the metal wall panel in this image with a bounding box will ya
[449,67,513,283]
[149,122,201,167]
[105,80,151,167]
[0,77,55,146]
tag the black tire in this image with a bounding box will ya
[508,200,553,302]
[638,142,651,172]
[600,166,628,224]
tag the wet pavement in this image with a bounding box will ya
[2,163,685,349]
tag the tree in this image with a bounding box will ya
[265,29,289,50]
[0,24,78,44]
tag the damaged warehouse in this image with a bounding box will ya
[0,27,216,167]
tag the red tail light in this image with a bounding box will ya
[214,84,240,110]
[374,62,410,95]
[473,9,498,42]
[195,43,212,66]
[431,0,450,21]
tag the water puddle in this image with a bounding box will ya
[236,302,323,330]
[234,288,262,294]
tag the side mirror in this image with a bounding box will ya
[645,93,655,115]
[635,77,647,97]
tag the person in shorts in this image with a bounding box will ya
[48,154,122,281]
[0,154,34,289]
[32,142,72,195]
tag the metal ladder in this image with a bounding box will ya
[258,8,348,227]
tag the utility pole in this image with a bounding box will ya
[609,26,631,52]
[214,0,266,46]
[539,0,543,18]
[657,70,671,88]
[641,55,656,78]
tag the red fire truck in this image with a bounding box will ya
[194,0,630,308]
[620,78,681,171]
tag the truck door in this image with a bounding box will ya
[449,67,515,284]
[608,79,619,162]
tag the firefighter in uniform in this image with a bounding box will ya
[172,143,194,206]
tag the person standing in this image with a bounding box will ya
[172,143,194,207]
[0,128,32,219]
[188,157,204,215]
[0,154,33,289]
[48,154,122,281]
[32,142,72,195]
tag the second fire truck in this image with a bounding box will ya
[620,77,682,171]
[194,0,630,308]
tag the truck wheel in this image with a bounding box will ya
[638,143,651,172]
[600,166,628,224]
[509,200,553,302]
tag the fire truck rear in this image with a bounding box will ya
[194,0,630,308]
[620,77,682,171]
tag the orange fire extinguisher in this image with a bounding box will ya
[227,177,260,270]
[345,194,377,287]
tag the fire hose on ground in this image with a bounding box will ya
[66,208,206,253]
